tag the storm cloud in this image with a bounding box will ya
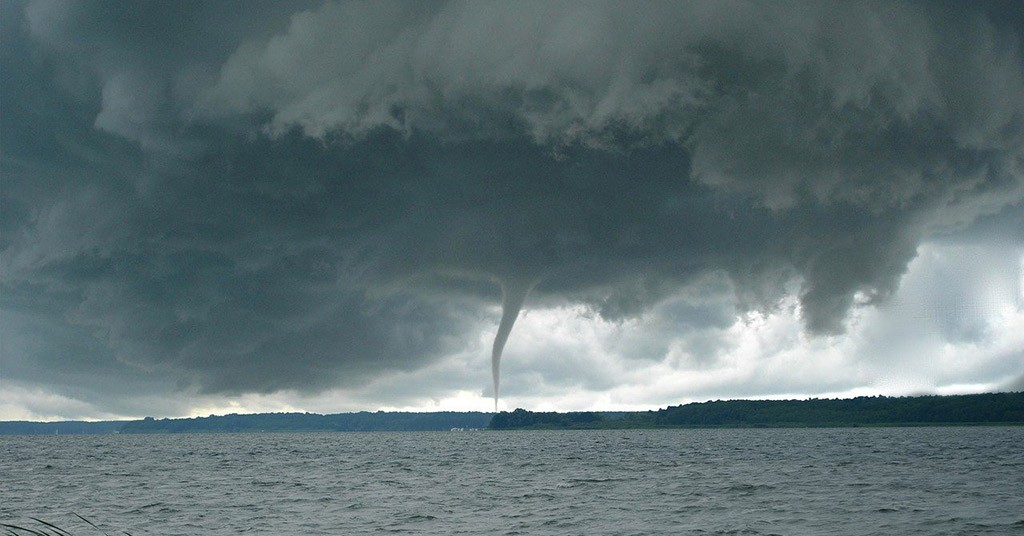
[2,0,1022,418]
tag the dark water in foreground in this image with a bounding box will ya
[2,427,1022,535]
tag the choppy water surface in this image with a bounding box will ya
[2,427,1022,535]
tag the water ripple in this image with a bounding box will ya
[2,427,1022,535]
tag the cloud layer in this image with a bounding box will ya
[2,0,1022,418]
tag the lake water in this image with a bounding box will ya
[2,427,1022,535]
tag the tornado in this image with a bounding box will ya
[491,279,533,411]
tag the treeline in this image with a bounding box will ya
[0,411,493,435]
[488,392,1024,429]
[6,393,1022,434]
[488,409,606,430]
[651,392,1024,427]
[0,420,124,435]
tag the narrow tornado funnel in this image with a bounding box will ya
[491,279,533,411]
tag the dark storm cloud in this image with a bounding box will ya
[2,0,1022,411]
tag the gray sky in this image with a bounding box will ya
[2,0,1023,420]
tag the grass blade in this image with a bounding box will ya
[26,519,71,536]
[1,524,48,536]
[73,514,110,536]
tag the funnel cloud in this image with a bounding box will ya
[491,279,534,409]
[1,0,1023,419]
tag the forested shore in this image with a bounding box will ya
[4,393,1021,434]
[0,411,493,435]
[488,392,1024,429]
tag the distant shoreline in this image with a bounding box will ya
[0,411,494,435]
[488,421,1024,430]
[489,392,1024,430]
[2,392,1021,434]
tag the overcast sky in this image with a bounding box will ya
[2,0,1023,421]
